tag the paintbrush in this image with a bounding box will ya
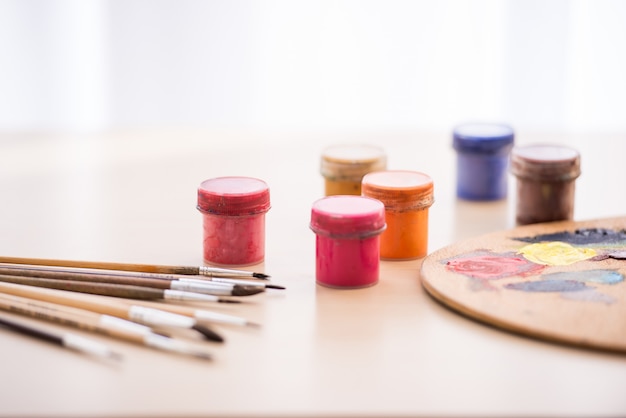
[0,262,285,290]
[179,276,286,290]
[0,293,214,360]
[0,281,225,342]
[1,285,260,328]
[0,274,244,303]
[0,265,265,297]
[114,298,261,328]
[0,312,122,361]
[0,256,270,279]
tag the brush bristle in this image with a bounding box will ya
[218,298,241,304]
[252,272,270,279]
[231,285,265,296]
[265,284,285,290]
[192,324,224,343]
[193,352,213,361]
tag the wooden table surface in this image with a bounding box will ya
[0,129,625,417]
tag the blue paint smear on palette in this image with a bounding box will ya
[515,228,626,246]
[505,279,588,292]
[561,289,617,304]
[504,269,623,304]
[542,269,624,285]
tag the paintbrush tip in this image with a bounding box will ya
[193,352,214,361]
[192,324,224,343]
[252,272,270,279]
[265,284,286,290]
[231,285,265,296]
[218,298,241,304]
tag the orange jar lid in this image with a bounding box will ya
[361,170,434,211]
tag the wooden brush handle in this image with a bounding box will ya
[0,267,172,289]
[0,275,165,300]
[0,256,199,275]
[0,281,140,318]
[0,293,146,344]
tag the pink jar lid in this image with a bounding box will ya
[310,195,386,237]
[197,176,270,216]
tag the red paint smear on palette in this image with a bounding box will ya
[444,251,546,280]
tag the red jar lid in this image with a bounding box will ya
[361,170,434,211]
[310,195,386,237]
[197,177,270,216]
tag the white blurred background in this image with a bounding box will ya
[0,0,625,136]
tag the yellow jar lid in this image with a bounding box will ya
[320,144,387,180]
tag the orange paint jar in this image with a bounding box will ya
[320,144,387,196]
[361,170,434,260]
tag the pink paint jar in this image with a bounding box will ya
[310,195,386,288]
[197,176,270,266]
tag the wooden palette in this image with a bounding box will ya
[421,216,626,353]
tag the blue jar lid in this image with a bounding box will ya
[453,123,515,154]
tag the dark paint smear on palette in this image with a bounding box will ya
[515,228,626,246]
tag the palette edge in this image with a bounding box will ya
[420,215,626,353]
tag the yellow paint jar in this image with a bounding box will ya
[320,144,387,196]
[361,170,435,260]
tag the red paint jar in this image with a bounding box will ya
[310,195,386,288]
[197,177,270,266]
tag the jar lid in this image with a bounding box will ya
[361,170,434,211]
[510,144,581,181]
[310,195,386,237]
[320,144,387,180]
[197,177,270,215]
[453,123,515,154]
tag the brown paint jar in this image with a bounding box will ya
[510,144,581,225]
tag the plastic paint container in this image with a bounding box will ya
[510,144,581,225]
[197,176,270,266]
[361,170,434,260]
[310,195,386,288]
[452,123,515,201]
[320,144,387,196]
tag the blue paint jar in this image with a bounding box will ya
[452,123,515,201]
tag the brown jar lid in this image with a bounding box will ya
[510,144,581,181]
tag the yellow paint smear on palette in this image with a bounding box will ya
[518,241,596,266]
